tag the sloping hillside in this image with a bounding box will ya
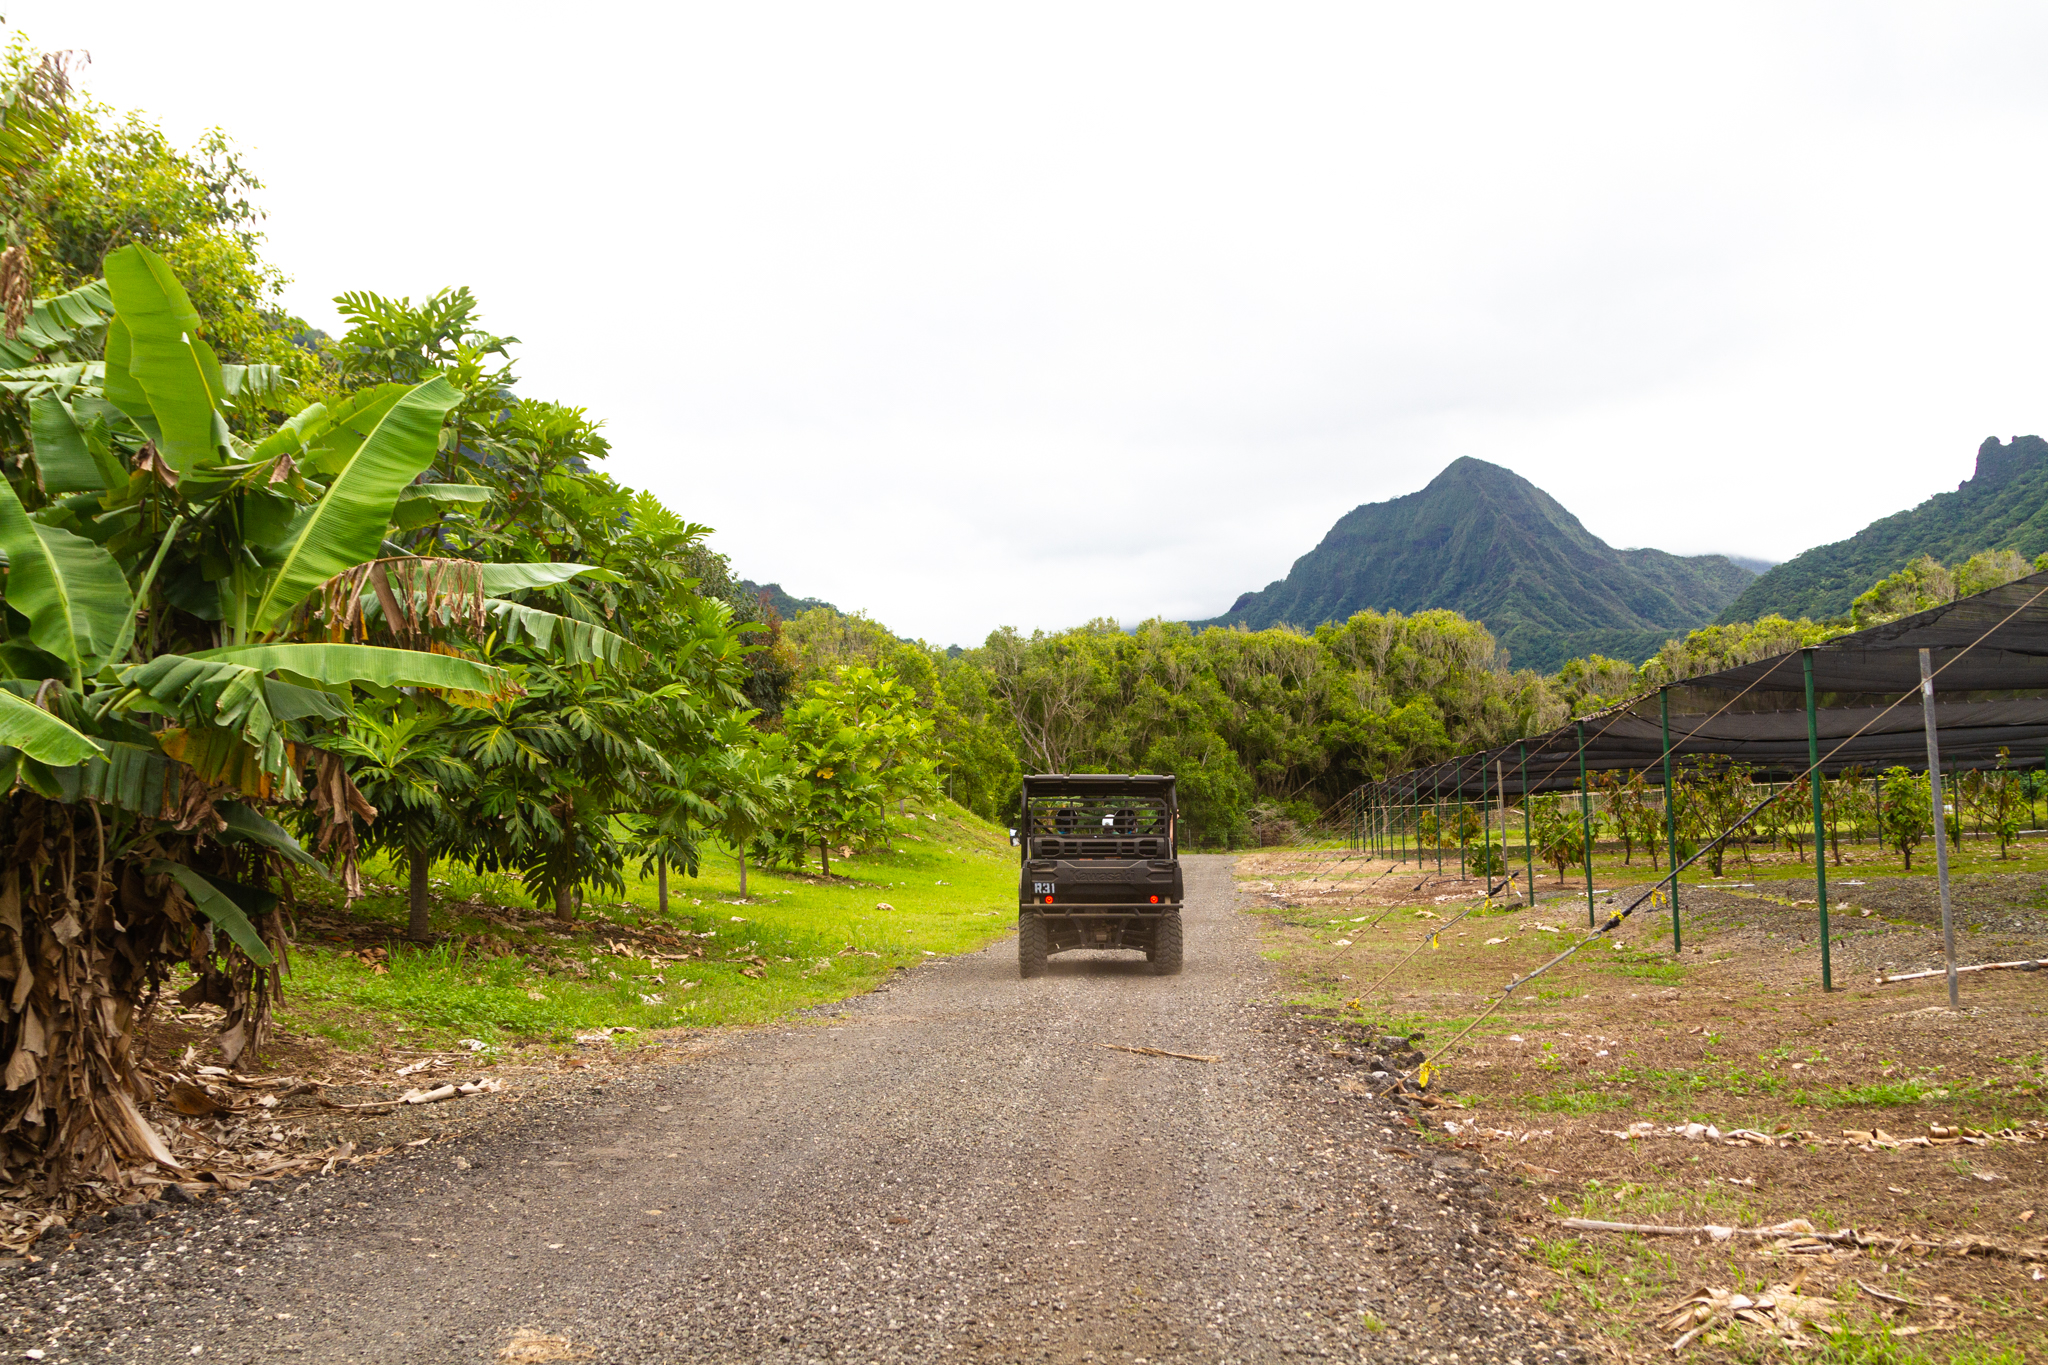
[740,580,839,620]
[1198,457,1754,671]
[1718,435,2048,623]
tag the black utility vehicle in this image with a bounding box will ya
[1014,773,1182,978]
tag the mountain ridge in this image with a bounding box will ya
[1195,457,1754,672]
[1717,435,2048,623]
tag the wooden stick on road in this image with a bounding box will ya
[1099,1044,1222,1063]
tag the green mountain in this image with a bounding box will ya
[1716,435,2048,624]
[739,580,838,620]
[1196,457,1755,672]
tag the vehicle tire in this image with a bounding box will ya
[1018,912,1049,979]
[1150,911,1183,976]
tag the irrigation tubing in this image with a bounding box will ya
[1407,580,2048,1085]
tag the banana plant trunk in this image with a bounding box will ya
[657,857,668,915]
[406,842,431,941]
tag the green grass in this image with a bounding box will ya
[275,799,1020,1052]
[1812,1077,1950,1107]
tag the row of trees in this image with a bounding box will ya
[1401,752,2044,885]
[775,607,1565,845]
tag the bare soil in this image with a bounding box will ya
[1243,850,2048,1362]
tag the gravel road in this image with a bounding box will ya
[2,856,1576,1364]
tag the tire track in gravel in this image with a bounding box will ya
[0,856,1582,1365]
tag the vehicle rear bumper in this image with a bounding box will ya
[1018,902,1180,915]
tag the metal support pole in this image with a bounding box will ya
[1578,719,1596,927]
[1661,687,1679,954]
[1495,757,1507,890]
[1458,756,1468,881]
[1481,754,1491,880]
[1919,648,1959,1007]
[1520,742,1534,907]
[1434,767,1443,876]
[1803,650,1832,992]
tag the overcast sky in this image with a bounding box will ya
[17,3,2048,645]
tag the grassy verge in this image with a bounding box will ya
[264,798,1017,1055]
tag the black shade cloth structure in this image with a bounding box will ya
[1381,571,2048,803]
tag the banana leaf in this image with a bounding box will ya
[392,483,491,531]
[0,690,103,765]
[476,561,622,592]
[148,861,275,967]
[29,395,123,494]
[219,802,327,872]
[484,598,640,668]
[0,279,113,368]
[102,245,227,477]
[0,478,135,685]
[67,739,172,813]
[245,377,460,633]
[183,642,507,695]
[220,363,290,403]
[0,361,101,401]
[296,385,407,477]
[121,655,278,749]
[249,400,334,463]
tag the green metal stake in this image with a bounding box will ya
[1804,650,1832,991]
[1661,687,1680,954]
[1520,742,1535,907]
[1578,719,1596,927]
[1458,757,1468,881]
[1482,752,1494,883]
[1434,768,1443,876]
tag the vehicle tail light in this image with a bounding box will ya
[1149,895,1160,903]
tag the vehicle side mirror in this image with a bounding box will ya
[1008,829,1019,847]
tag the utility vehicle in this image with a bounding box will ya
[1014,773,1182,978]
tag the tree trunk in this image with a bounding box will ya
[555,881,574,919]
[406,842,431,941]
[657,856,668,915]
[819,839,830,877]
[738,852,748,897]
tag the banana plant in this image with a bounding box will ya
[0,244,624,1182]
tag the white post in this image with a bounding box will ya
[1919,648,1959,1008]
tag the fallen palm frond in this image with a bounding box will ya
[1586,1119,2048,1151]
[1662,1278,1848,1352]
[1561,1216,2047,1263]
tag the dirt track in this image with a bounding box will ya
[1,857,1573,1364]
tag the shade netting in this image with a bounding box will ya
[1382,572,2048,802]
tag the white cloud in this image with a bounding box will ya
[18,1,2048,644]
